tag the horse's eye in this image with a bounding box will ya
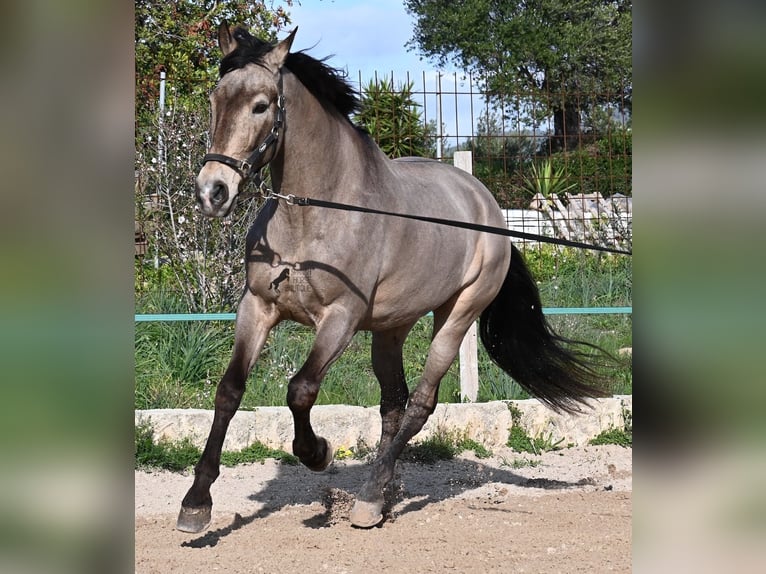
[252,102,269,114]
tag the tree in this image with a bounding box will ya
[404,0,631,151]
[354,77,439,158]
[461,110,537,178]
[135,1,292,127]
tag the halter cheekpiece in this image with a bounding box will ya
[202,73,285,181]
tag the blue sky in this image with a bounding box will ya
[285,0,485,148]
[287,0,436,81]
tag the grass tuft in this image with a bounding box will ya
[401,427,492,463]
[588,428,632,447]
[135,422,200,472]
[135,421,298,471]
[507,405,566,455]
[220,443,299,466]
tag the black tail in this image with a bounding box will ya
[479,245,612,414]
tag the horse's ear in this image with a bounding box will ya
[218,21,236,56]
[265,28,298,68]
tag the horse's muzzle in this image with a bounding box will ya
[196,178,231,217]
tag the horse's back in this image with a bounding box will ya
[350,155,511,328]
[389,156,506,228]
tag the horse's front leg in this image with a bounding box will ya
[176,294,278,533]
[288,310,357,471]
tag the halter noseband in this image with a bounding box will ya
[202,73,285,182]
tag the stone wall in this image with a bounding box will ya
[136,396,632,452]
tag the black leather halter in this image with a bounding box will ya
[202,73,285,181]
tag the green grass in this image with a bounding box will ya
[220,443,299,466]
[135,246,631,409]
[588,428,632,447]
[135,422,202,471]
[588,408,632,447]
[134,421,298,472]
[507,425,566,455]
[401,428,493,464]
[506,403,568,455]
[135,421,490,470]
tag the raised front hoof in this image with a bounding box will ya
[176,505,212,533]
[349,499,384,528]
[303,438,334,472]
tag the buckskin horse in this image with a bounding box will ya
[177,23,609,532]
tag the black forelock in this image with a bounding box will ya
[219,27,360,119]
[219,27,272,76]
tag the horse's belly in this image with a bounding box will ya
[360,271,466,330]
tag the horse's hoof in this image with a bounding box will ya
[176,505,212,533]
[305,438,334,472]
[349,499,383,528]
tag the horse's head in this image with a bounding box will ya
[196,23,296,217]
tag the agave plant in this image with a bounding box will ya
[519,159,577,199]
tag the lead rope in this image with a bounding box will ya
[254,178,631,256]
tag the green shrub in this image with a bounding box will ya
[549,130,632,198]
[518,158,578,198]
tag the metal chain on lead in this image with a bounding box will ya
[253,168,298,205]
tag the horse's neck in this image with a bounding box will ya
[270,75,387,203]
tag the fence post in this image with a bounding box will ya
[453,151,479,402]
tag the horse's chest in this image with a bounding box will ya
[245,259,325,323]
[257,264,314,297]
[246,256,310,294]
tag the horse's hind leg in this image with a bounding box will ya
[351,306,475,528]
[177,294,278,533]
[288,309,357,470]
[371,324,415,455]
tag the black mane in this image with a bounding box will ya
[220,27,360,119]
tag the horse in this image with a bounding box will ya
[177,23,609,532]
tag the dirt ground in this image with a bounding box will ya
[135,444,631,573]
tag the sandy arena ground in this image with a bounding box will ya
[136,444,631,573]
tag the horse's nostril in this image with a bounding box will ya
[211,182,227,206]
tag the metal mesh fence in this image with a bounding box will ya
[350,70,632,253]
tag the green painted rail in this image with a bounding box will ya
[134,307,631,322]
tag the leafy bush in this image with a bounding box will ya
[549,130,632,198]
[135,98,263,313]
